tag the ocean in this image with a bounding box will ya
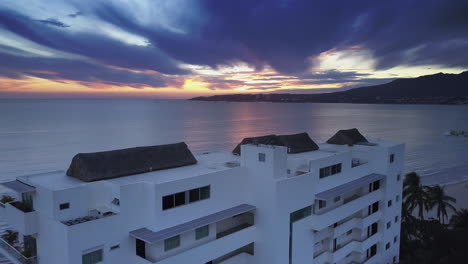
[1,99,468,185]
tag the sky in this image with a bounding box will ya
[0,0,467,99]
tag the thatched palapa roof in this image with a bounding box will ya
[67,142,197,182]
[277,132,320,153]
[326,128,368,146]
[232,132,319,155]
[232,135,284,155]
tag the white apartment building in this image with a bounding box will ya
[0,129,404,264]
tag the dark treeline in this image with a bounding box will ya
[400,172,468,263]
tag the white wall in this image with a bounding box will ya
[53,185,90,222]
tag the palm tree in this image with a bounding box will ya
[450,208,468,228]
[403,172,430,219]
[426,185,457,224]
[401,201,418,241]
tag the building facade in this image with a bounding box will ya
[0,131,404,264]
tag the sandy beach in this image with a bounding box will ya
[425,179,468,221]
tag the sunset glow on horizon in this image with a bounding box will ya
[1,0,467,98]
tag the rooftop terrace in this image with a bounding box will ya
[14,132,400,191]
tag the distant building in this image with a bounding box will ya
[0,130,404,264]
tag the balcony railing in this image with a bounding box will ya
[352,158,367,168]
[0,237,37,264]
[10,201,33,213]
[343,194,362,204]
[216,223,253,239]
[5,203,37,235]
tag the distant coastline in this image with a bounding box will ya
[189,94,468,105]
[190,71,468,105]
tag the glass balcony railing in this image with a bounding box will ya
[0,237,37,264]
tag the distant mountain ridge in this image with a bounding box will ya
[190,71,468,104]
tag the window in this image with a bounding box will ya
[387,221,391,229]
[395,215,399,223]
[396,195,400,202]
[397,174,401,181]
[346,229,352,236]
[394,236,398,243]
[369,180,380,192]
[82,249,103,264]
[162,195,174,210]
[367,244,377,258]
[290,206,312,223]
[393,256,397,263]
[136,239,145,258]
[331,163,342,174]
[200,186,210,200]
[59,203,70,210]
[189,188,200,202]
[195,225,209,240]
[368,202,379,215]
[368,222,378,237]
[174,192,186,207]
[258,153,266,162]
[334,196,341,203]
[318,200,327,209]
[163,185,211,210]
[319,163,342,178]
[164,235,180,251]
[388,200,392,207]
[390,154,395,163]
[110,244,119,250]
[373,180,380,191]
[386,242,391,250]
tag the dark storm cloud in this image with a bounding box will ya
[0,8,187,75]
[68,11,83,18]
[87,0,468,74]
[91,2,262,70]
[193,0,468,72]
[36,18,70,28]
[300,70,370,81]
[0,47,169,87]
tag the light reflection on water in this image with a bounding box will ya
[1,99,468,185]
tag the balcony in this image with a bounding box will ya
[0,237,37,264]
[333,211,383,238]
[131,204,256,264]
[145,226,256,264]
[311,189,383,231]
[313,232,381,264]
[5,202,37,235]
[216,212,254,239]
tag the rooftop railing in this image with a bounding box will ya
[62,210,117,226]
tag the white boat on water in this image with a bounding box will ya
[444,130,468,137]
